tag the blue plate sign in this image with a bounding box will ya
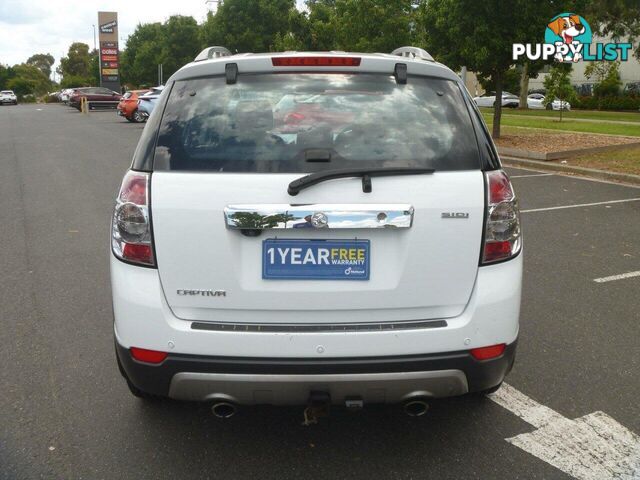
[263,239,370,280]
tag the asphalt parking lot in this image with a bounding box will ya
[1,104,638,480]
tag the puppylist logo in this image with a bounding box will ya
[513,13,633,63]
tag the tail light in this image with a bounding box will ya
[272,56,361,67]
[111,171,155,266]
[481,170,522,264]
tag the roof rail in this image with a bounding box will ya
[194,46,232,62]
[391,47,434,62]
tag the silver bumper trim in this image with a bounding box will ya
[168,369,468,405]
[224,203,414,229]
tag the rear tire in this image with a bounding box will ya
[479,382,503,395]
[132,109,145,123]
[125,378,159,401]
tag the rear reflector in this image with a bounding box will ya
[483,241,513,263]
[130,347,168,364]
[470,344,506,361]
[272,57,361,67]
[122,243,153,263]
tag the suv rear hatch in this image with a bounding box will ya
[150,66,485,324]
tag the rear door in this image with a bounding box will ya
[150,70,485,325]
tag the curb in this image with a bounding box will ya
[498,142,640,161]
[502,156,640,186]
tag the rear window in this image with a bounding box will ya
[154,73,480,172]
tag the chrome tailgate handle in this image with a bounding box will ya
[224,204,414,229]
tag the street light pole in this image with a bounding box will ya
[92,24,97,51]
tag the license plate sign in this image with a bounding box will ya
[263,239,370,280]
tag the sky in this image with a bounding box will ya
[0,0,305,79]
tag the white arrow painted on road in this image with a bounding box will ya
[489,383,640,480]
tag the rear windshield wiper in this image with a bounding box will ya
[287,167,435,196]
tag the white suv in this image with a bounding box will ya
[0,90,18,105]
[111,46,522,416]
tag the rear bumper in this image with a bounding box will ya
[116,340,516,404]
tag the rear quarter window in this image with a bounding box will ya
[153,73,480,173]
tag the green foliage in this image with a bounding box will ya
[420,0,551,138]
[582,0,640,59]
[332,0,419,53]
[160,16,202,77]
[478,69,522,96]
[201,0,296,53]
[543,64,576,120]
[26,53,55,78]
[585,61,622,97]
[7,64,51,96]
[573,95,640,111]
[121,16,205,87]
[58,43,95,87]
[0,64,15,90]
[120,23,164,86]
[6,77,35,96]
[306,0,339,50]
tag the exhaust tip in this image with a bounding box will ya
[211,402,237,418]
[404,399,429,417]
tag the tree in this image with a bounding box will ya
[7,64,51,97]
[585,61,622,97]
[159,16,202,78]
[332,0,419,53]
[583,0,640,59]
[273,9,312,51]
[26,53,55,78]
[478,68,521,96]
[306,0,338,50]
[543,64,575,121]
[121,16,202,87]
[120,23,164,86]
[421,0,556,138]
[0,64,15,90]
[201,0,296,53]
[58,42,94,87]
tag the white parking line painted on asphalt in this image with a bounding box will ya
[489,383,640,480]
[510,173,555,179]
[503,163,640,189]
[593,270,640,283]
[521,198,640,213]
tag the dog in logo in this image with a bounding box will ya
[547,14,586,62]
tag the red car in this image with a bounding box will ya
[273,92,361,133]
[117,89,150,122]
[69,87,122,110]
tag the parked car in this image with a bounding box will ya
[527,93,571,110]
[136,86,164,119]
[69,87,122,110]
[0,90,18,105]
[59,88,78,104]
[117,89,150,122]
[472,91,519,108]
[112,46,522,414]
